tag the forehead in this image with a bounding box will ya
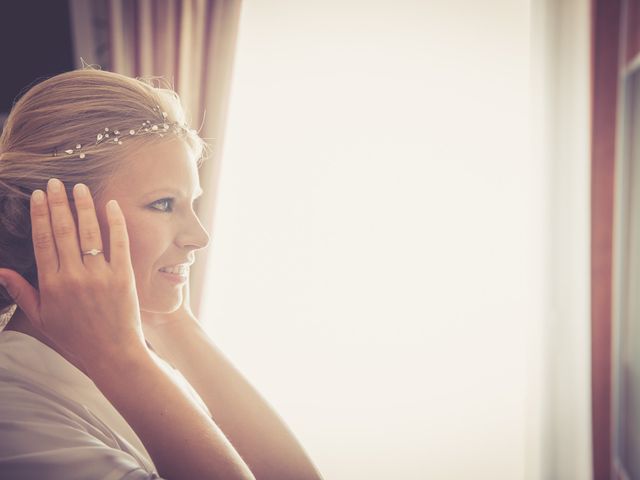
[106,138,200,195]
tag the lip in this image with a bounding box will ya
[159,260,194,269]
[159,270,188,284]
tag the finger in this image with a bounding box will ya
[46,178,83,270]
[0,268,42,330]
[72,183,105,268]
[106,200,133,274]
[30,189,59,275]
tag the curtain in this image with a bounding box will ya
[68,0,242,317]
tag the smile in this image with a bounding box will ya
[159,269,188,284]
[159,264,189,275]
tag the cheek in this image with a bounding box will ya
[96,207,168,279]
[128,229,161,276]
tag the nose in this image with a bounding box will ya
[176,209,210,251]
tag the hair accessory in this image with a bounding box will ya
[81,248,103,256]
[54,105,195,159]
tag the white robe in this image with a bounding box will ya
[0,330,211,479]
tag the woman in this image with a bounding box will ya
[0,68,323,479]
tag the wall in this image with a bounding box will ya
[531,0,593,478]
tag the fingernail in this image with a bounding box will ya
[48,178,62,193]
[32,190,45,204]
[74,183,88,197]
[107,200,119,215]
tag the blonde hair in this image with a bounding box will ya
[0,67,209,323]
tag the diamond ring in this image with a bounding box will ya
[81,249,104,256]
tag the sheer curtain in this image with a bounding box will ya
[68,0,241,316]
[211,1,535,478]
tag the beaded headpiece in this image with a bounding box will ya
[53,104,196,159]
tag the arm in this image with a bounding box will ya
[0,369,210,480]
[87,342,256,480]
[0,182,255,480]
[143,315,324,480]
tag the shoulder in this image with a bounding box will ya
[0,368,162,479]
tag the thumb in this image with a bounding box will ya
[0,268,41,329]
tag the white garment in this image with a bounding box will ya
[0,330,212,479]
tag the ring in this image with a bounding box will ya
[81,248,103,256]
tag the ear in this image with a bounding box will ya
[0,268,41,330]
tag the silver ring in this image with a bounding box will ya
[81,248,103,256]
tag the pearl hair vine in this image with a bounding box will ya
[52,104,196,159]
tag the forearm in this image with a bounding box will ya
[86,344,256,480]
[144,319,324,480]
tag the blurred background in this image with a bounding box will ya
[0,0,636,479]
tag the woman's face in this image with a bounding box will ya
[94,137,210,314]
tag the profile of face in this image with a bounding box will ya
[93,137,210,315]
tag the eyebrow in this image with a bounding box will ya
[144,187,204,198]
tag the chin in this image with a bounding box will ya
[139,293,183,315]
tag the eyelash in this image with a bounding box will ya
[151,198,174,212]
[150,197,201,213]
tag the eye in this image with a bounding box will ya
[150,198,174,212]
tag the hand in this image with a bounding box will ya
[0,178,146,370]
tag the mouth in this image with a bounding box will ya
[159,264,190,275]
[158,264,190,283]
